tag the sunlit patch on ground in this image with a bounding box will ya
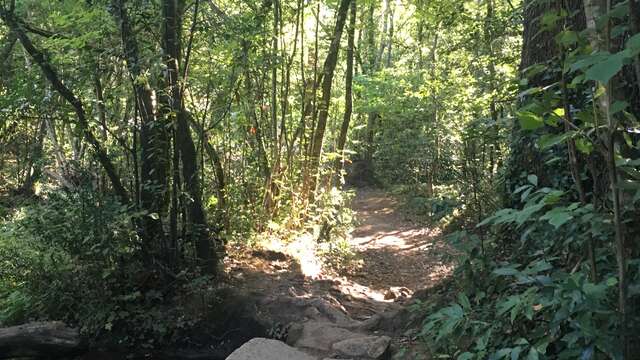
[225,188,455,314]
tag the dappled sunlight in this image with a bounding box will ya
[223,187,455,331]
[285,233,324,279]
[225,189,454,309]
[343,188,455,292]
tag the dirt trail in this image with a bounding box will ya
[347,188,452,298]
[226,187,453,317]
[221,188,453,359]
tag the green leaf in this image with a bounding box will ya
[458,293,472,311]
[538,132,576,149]
[495,348,513,359]
[585,52,624,84]
[610,100,629,115]
[543,190,565,205]
[517,111,544,130]
[524,260,553,275]
[444,303,464,319]
[583,282,607,299]
[458,352,475,360]
[516,203,545,225]
[517,87,543,99]
[494,267,520,276]
[527,348,540,360]
[575,138,593,154]
[497,295,520,317]
[514,184,533,194]
[571,52,609,72]
[540,208,573,228]
[527,175,538,186]
[626,33,640,56]
[511,346,523,360]
[557,30,578,47]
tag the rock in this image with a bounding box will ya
[384,287,412,301]
[384,290,396,300]
[287,321,358,352]
[226,338,315,360]
[331,335,391,359]
[0,321,83,359]
[356,306,406,333]
[261,295,358,328]
[356,314,382,331]
[411,288,430,301]
[309,298,356,327]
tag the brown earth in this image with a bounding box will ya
[223,187,454,359]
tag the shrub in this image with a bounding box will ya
[0,189,211,348]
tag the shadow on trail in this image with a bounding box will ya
[346,188,454,294]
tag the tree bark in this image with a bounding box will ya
[162,0,217,275]
[111,0,169,260]
[305,0,352,199]
[583,0,627,356]
[333,0,357,184]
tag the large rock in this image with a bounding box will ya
[259,295,357,328]
[287,321,358,352]
[226,338,315,360]
[0,321,82,359]
[331,335,391,359]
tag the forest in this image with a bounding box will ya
[0,0,639,358]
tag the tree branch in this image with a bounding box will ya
[0,9,130,204]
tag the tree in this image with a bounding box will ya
[305,0,352,199]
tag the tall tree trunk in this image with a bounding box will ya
[305,0,352,199]
[333,0,357,184]
[19,119,45,195]
[162,0,217,275]
[111,0,168,261]
[263,0,280,214]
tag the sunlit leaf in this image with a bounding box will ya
[517,111,544,130]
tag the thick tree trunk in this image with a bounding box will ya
[504,0,584,204]
[583,0,627,356]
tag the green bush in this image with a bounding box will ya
[415,182,629,359]
[0,189,211,348]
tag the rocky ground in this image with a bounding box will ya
[224,188,454,360]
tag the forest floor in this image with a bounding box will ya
[224,187,454,359]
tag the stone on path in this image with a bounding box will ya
[226,338,315,360]
[287,321,358,352]
[331,335,391,359]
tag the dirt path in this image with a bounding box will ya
[226,187,453,315]
[222,188,453,359]
[346,188,452,298]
